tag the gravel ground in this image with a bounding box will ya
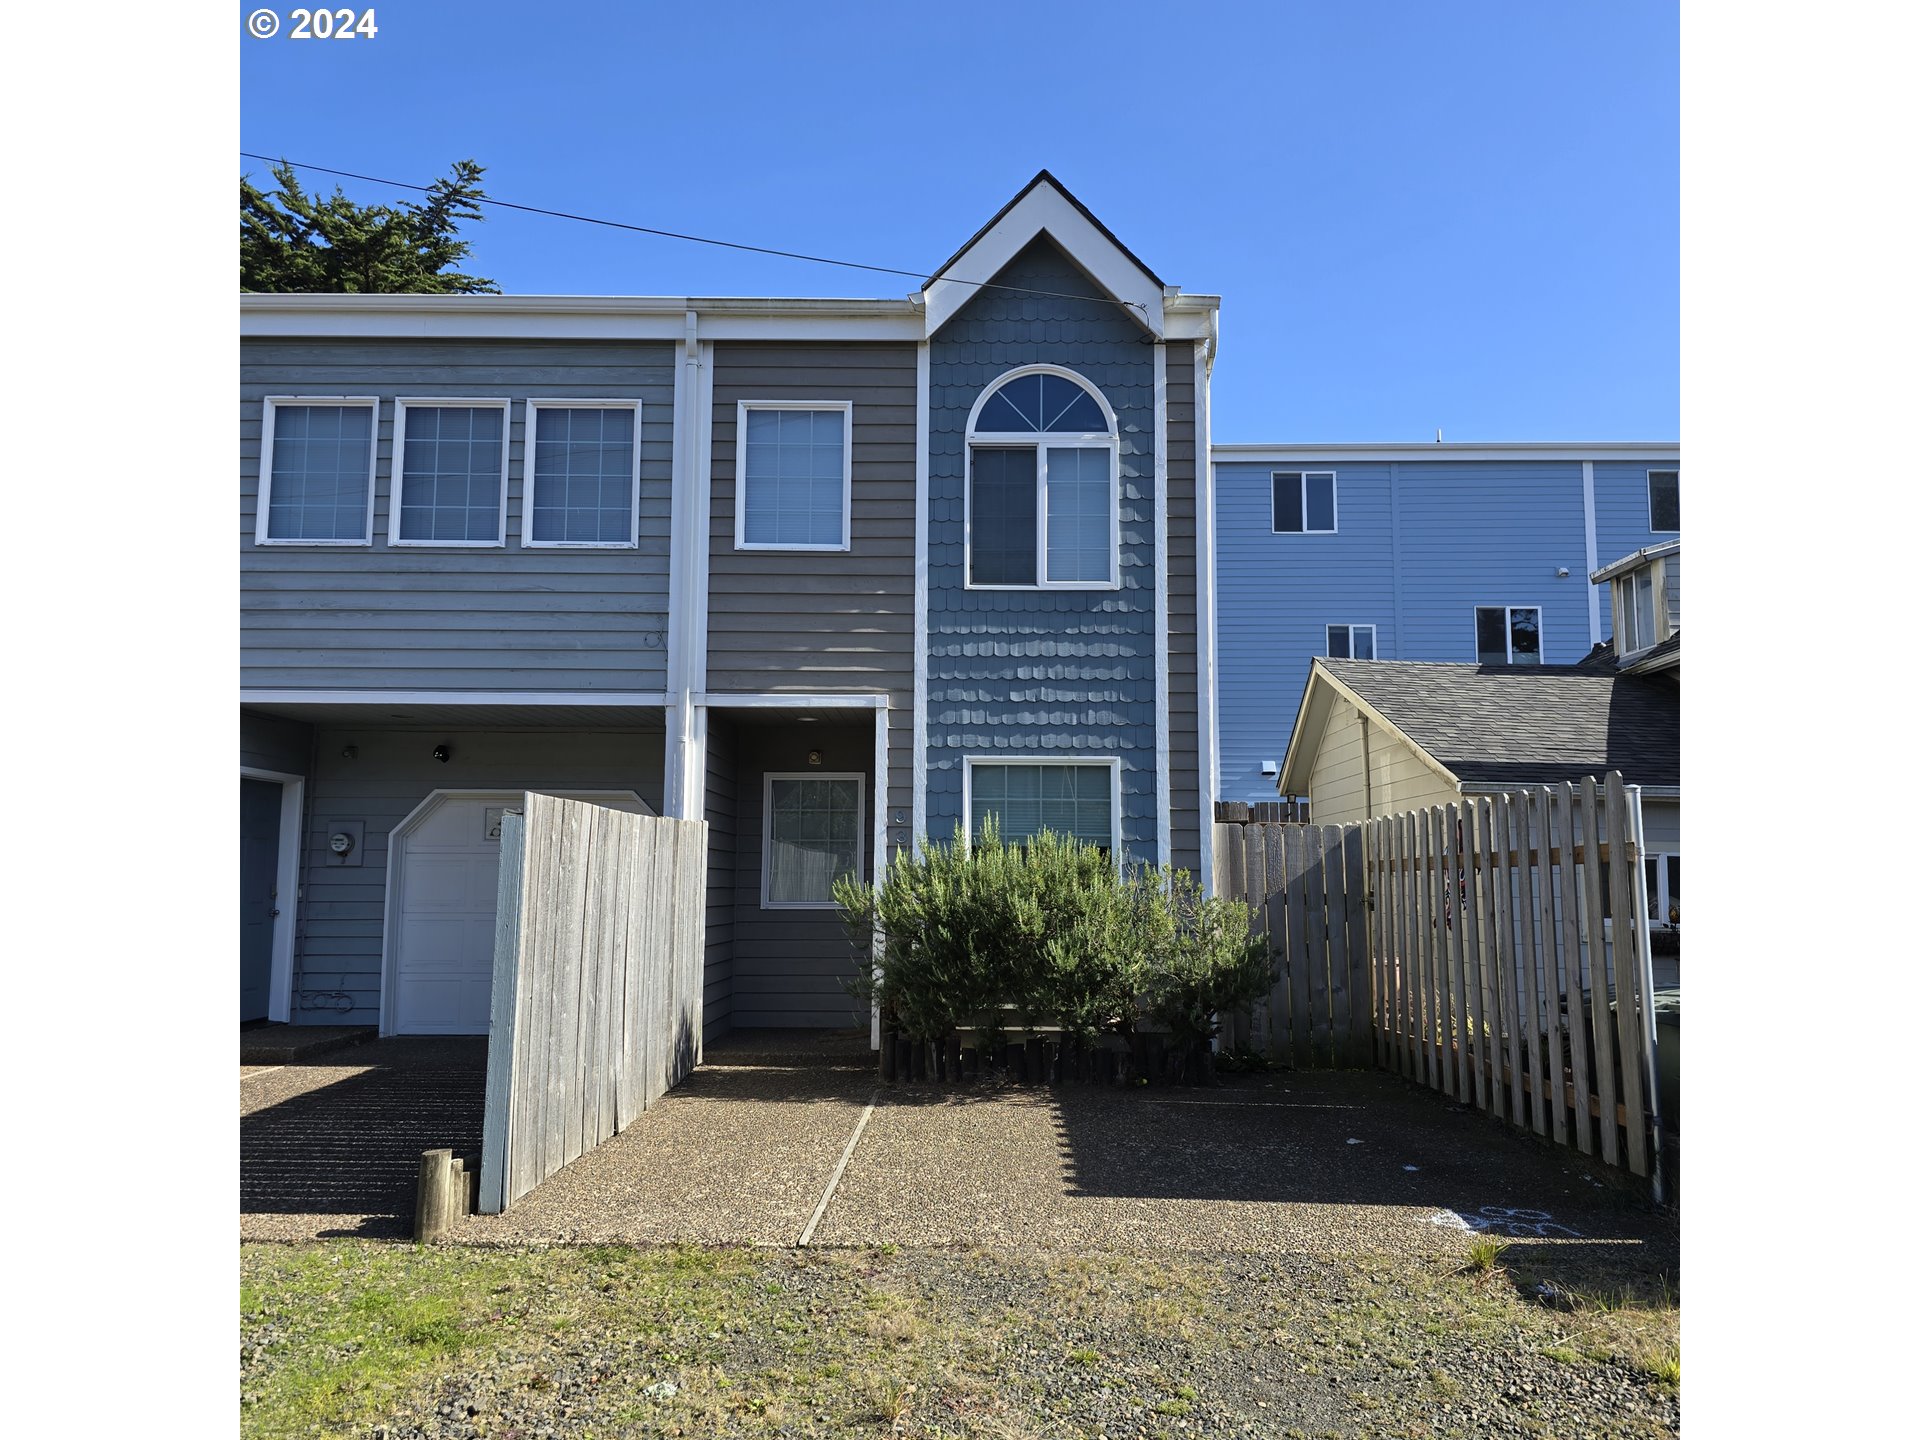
[241,1241,1679,1439]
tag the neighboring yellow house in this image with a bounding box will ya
[1275,657,1680,926]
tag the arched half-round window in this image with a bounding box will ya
[966,366,1118,588]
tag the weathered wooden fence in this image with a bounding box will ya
[1209,820,1372,1067]
[1213,771,1666,1195]
[478,794,708,1214]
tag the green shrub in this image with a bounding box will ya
[837,825,1272,1062]
[1138,869,1271,1054]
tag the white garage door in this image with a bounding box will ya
[392,792,647,1035]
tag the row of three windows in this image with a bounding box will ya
[257,397,641,548]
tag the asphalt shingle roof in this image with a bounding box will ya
[1318,660,1679,789]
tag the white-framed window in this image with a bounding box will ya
[255,396,380,546]
[1326,623,1377,660]
[1643,852,1680,928]
[965,366,1119,589]
[1475,605,1543,665]
[735,401,853,551]
[523,399,642,548]
[761,772,865,909]
[1617,567,1659,654]
[390,398,511,547]
[1272,470,1337,534]
[1647,469,1680,533]
[962,757,1121,853]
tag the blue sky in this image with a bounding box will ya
[241,1,1677,441]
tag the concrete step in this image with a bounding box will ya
[241,1024,378,1065]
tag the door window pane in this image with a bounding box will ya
[1475,607,1510,664]
[766,777,862,905]
[1509,607,1542,664]
[1352,625,1375,660]
[1327,625,1351,659]
[530,406,636,544]
[741,408,847,547]
[264,403,374,541]
[1305,472,1336,531]
[1273,472,1305,532]
[969,447,1038,584]
[398,405,506,543]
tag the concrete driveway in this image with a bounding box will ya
[244,1030,1671,1259]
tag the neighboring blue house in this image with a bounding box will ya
[1211,445,1680,803]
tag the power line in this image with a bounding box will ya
[239,152,1149,319]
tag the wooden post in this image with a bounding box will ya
[1605,772,1651,1177]
[1580,777,1621,1168]
[1532,787,1570,1147]
[1510,793,1547,1136]
[1554,783,1595,1156]
[415,1149,454,1243]
[1457,802,1486,1112]
[1491,794,1524,1124]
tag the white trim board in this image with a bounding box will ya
[759,771,867,911]
[695,692,888,709]
[1193,338,1219,895]
[240,689,670,708]
[911,340,930,859]
[924,178,1165,337]
[1152,341,1171,873]
[240,766,305,1024]
[1215,443,1680,463]
[377,787,651,1036]
[521,397,644,549]
[732,400,855,553]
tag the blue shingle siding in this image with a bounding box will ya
[1215,457,1664,803]
[925,239,1161,863]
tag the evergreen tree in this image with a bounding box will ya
[241,159,499,293]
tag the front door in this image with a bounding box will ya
[240,778,281,1022]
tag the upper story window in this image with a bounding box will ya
[736,402,852,551]
[1326,623,1376,660]
[1476,605,1542,665]
[966,367,1118,588]
[525,401,641,548]
[391,399,510,547]
[255,397,379,546]
[1648,469,1680,532]
[1273,471,1337,533]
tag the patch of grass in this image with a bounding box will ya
[1646,1349,1681,1387]
[1461,1234,1508,1274]
[1066,1347,1101,1366]
[1154,1397,1193,1417]
[862,1375,913,1424]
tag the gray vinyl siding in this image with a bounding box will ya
[728,723,870,1029]
[925,238,1161,863]
[241,708,312,776]
[241,339,675,692]
[705,341,916,864]
[703,717,738,1041]
[290,725,666,1025]
[1165,343,1202,876]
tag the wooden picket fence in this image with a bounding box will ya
[1209,820,1372,1067]
[478,794,709,1214]
[1213,771,1666,1193]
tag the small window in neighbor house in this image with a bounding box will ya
[762,774,864,908]
[392,400,510,546]
[1326,624,1376,660]
[737,403,851,550]
[967,368,1118,588]
[1618,567,1658,653]
[526,402,640,547]
[968,761,1117,852]
[1476,605,1542,665]
[1648,470,1680,532]
[257,398,379,545]
[1273,471,1336,533]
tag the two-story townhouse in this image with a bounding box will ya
[1210,444,1680,803]
[239,173,1222,1041]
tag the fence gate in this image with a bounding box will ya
[478,793,708,1214]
